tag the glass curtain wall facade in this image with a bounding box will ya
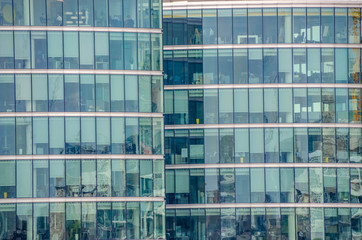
[163,1,362,239]
[0,0,165,239]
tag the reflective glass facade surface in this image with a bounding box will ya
[0,0,161,28]
[166,207,362,239]
[0,117,164,155]
[0,74,163,113]
[165,88,361,124]
[0,0,165,239]
[166,167,361,204]
[165,128,361,164]
[0,159,164,198]
[0,31,162,70]
[164,48,361,85]
[164,8,361,45]
[0,201,165,239]
[163,3,362,240]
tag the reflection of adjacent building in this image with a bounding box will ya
[163,2,362,238]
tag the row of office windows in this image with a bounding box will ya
[0,117,164,155]
[0,159,164,199]
[165,88,362,125]
[166,167,362,204]
[0,201,165,240]
[0,0,161,28]
[164,48,361,85]
[0,31,162,70]
[163,8,362,45]
[165,128,362,164]
[0,74,163,113]
[166,207,361,240]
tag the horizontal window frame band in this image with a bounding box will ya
[163,44,362,50]
[166,203,362,209]
[0,154,164,161]
[164,83,362,90]
[163,1,362,10]
[0,26,162,33]
[0,112,163,118]
[0,69,163,76]
[165,123,362,130]
[0,197,165,204]
[165,163,362,169]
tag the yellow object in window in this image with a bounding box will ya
[3,5,13,24]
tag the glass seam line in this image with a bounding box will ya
[165,203,362,209]
[0,69,163,76]
[165,123,362,129]
[163,44,362,50]
[0,26,162,33]
[0,112,163,118]
[165,163,362,169]
[164,83,362,90]
[163,1,362,10]
[0,154,164,161]
[0,197,165,204]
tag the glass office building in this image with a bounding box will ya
[0,0,165,239]
[163,0,362,239]
[1,0,362,239]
